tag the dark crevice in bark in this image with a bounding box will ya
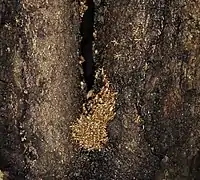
[80,0,95,91]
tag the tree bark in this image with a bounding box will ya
[0,0,82,179]
[1,0,200,179]
[94,1,200,179]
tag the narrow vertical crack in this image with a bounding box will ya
[80,0,95,91]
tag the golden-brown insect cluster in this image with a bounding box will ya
[71,69,117,150]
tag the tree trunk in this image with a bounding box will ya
[0,0,82,179]
[1,0,200,179]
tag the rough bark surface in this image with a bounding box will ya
[1,0,200,180]
[0,0,82,179]
[94,0,200,179]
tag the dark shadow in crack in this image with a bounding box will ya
[80,0,95,91]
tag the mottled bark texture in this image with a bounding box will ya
[93,0,200,179]
[0,0,82,179]
[1,0,200,180]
